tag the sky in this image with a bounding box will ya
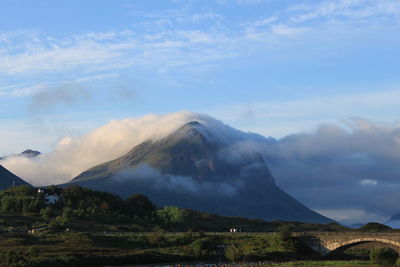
[1,0,400,224]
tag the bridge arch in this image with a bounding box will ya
[327,237,400,254]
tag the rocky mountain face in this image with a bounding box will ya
[0,164,32,190]
[68,121,333,223]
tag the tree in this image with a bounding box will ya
[278,224,293,242]
[360,222,393,232]
[370,247,399,265]
[125,194,156,217]
[40,206,55,221]
[157,206,186,226]
[225,243,244,262]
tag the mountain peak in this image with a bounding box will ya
[21,149,41,158]
[0,149,41,161]
[184,121,201,127]
[179,121,206,133]
[174,120,217,144]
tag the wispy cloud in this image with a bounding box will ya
[289,0,400,22]
[28,82,91,113]
[1,0,399,97]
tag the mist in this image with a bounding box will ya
[113,164,245,197]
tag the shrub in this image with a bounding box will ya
[360,222,392,232]
[370,247,399,266]
[278,224,293,242]
[40,206,55,221]
[225,243,244,262]
[147,232,166,246]
[190,237,217,259]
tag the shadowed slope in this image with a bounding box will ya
[0,164,32,190]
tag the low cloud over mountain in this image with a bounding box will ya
[1,112,400,223]
[263,119,400,224]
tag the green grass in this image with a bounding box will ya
[264,261,377,266]
[0,231,398,267]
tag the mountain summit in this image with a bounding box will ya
[69,121,332,223]
[0,149,41,160]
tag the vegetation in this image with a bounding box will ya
[370,248,399,266]
[0,185,399,266]
[360,223,393,233]
[0,185,351,233]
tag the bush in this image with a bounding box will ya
[360,222,392,232]
[278,224,293,242]
[225,243,244,262]
[40,206,55,221]
[147,232,166,246]
[370,247,399,266]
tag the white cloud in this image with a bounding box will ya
[1,0,399,97]
[0,111,241,186]
[1,0,397,83]
[360,179,378,186]
[236,0,268,4]
[270,24,310,36]
[289,0,400,22]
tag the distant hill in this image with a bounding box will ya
[0,164,32,190]
[358,222,393,232]
[67,121,333,223]
[20,149,41,158]
[0,149,41,160]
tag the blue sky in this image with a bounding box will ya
[1,0,400,154]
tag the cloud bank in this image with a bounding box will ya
[0,111,255,186]
[263,119,400,224]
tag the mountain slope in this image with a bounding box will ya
[69,121,332,223]
[0,164,32,190]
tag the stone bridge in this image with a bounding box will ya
[295,232,400,255]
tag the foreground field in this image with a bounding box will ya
[0,186,397,266]
[0,231,309,266]
[1,231,394,267]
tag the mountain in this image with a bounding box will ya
[20,149,41,158]
[68,121,333,223]
[385,213,400,229]
[0,164,32,190]
[0,149,41,160]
